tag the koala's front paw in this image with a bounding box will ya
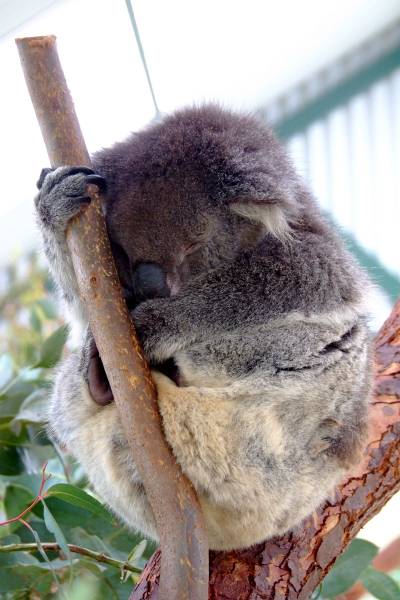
[80,328,114,406]
[35,166,107,233]
[131,299,172,363]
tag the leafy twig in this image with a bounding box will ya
[21,518,61,591]
[0,462,49,526]
[0,542,142,574]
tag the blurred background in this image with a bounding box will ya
[0,1,399,598]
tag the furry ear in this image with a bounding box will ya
[213,159,298,241]
[188,107,302,241]
[229,198,296,241]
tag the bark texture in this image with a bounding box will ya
[131,299,400,600]
[16,35,208,600]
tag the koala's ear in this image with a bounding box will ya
[229,198,295,241]
[209,134,300,240]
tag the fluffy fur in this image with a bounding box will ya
[35,105,371,550]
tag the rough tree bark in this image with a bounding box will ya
[130,299,400,600]
[16,35,208,600]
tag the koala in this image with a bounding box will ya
[35,105,371,551]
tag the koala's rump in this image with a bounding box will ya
[157,329,370,550]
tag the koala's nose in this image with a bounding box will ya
[131,262,170,302]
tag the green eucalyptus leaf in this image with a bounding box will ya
[34,325,69,369]
[0,472,48,496]
[13,519,56,545]
[0,354,14,390]
[47,483,114,521]
[13,389,48,424]
[73,557,104,575]
[0,550,39,567]
[0,565,53,593]
[29,307,42,334]
[36,298,58,320]
[361,567,400,600]
[4,484,35,531]
[69,527,115,554]
[391,570,400,586]
[0,445,24,475]
[45,496,119,541]
[0,378,37,404]
[127,539,147,566]
[23,342,41,367]
[322,538,378,597]
[0,426,25,445]
[42,500,71,561]
[103,525,153,557]
[0,399,22,419]
[0,368,44,407]
[102,566,139,599]
[57,575,100,600]
[29,525,57,569]
[0,533,21,545]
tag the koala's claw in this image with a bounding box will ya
[36,166,96,191]
[35,166,107,233]
[36,168,54,190]
[85,174,107,194]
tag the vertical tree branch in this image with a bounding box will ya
[131,300,400,599]
[16,35,208,600]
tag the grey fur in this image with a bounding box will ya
[36,105,371,550]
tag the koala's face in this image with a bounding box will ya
[95,104,303,307]
[105,177,261,307]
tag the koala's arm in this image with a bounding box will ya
[34,167,106,325]
[133,234,366,364]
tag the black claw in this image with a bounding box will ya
[67,167,96,177]
[36,167,54,190]
[86,174,107,194]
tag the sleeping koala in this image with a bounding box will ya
[35,105,371,551]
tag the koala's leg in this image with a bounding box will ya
[48,352,157,540]
[152,371,284,549]
[48,352,99,448]
[35,167,106,322]
[151,371,263,508]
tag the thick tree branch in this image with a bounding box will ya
[16,35,208,600]
[131,299,400,599]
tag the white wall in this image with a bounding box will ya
[1,0,399,264]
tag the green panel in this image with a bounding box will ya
[275,45,400,140]
[342,232,400,303]
[271,46,400,301]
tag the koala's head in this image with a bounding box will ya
[93,105,305,307]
